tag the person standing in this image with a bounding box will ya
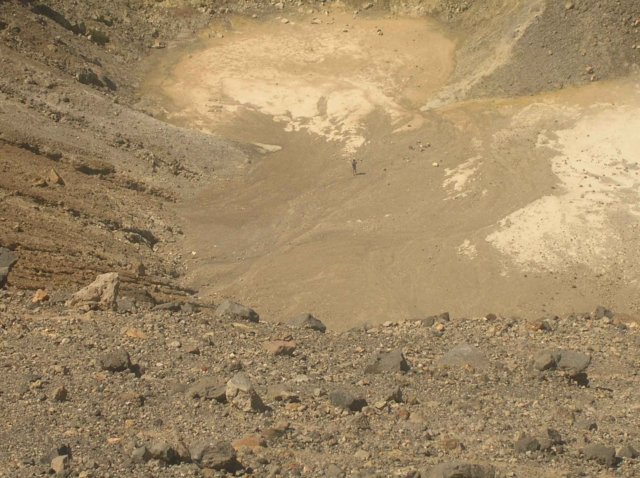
[351,158,358,176]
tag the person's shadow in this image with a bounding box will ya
[355,172,366,176]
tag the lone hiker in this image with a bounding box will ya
[351,158,358,176]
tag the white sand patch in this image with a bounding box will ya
[443,155,482,197]
[487,105,640,272]
[457,239,478,259]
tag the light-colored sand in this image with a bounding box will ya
[487,85,640,274]
[151,14,454,156]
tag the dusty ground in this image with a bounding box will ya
[1,0,640,477]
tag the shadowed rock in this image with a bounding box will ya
[215,300,259,323]
[365,349,410,374]
[289,313,326,332]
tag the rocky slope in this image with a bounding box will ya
[1,279,639,477]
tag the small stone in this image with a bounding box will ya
[439,343,489,370]
[583,444,617,467]
[556,349,591,376]
[98,349,131,372]
[267,384,300,403]
[52,385,68,402]
[288,313,326,332]
[191,441,241,472]
[329,389,367,411]
[385,386,403,403]
[591,305,614,320]
[365,349,410,373]
[0,247,18,288]
[50,455,70,475]
[225,373,266,412]
[263,340,297,356]
[515,435,540,453]
[47,168,64,185]
[131,446,151,463]
[32,289,50,303]
[214,300,259,322]
[533,351,559,371]
[147,440,179,464]
[187,377,227,402]
[618,444,638,459]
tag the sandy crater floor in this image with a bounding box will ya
[143,11,640,329]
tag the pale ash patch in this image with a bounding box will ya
[487,105,640,273]
[443,155,482,198]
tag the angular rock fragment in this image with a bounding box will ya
[225,373,266,412]
[618,444,638,459]
[98,349,131,372]
[288,313,326,332]
[147,440,180,465]
[191,441,242,472]
[583,444,618,467]
[514,435,540,453]
[187,377,227,402]
[365,349,410,373]
[533,349,591,377]
[66,272,119,310]
[50,454,70,475]
[0,247,18,288]
[214,300,259,323]
[329,389,367,412]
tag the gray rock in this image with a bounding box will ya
[533,351,560,371]
[618,444,638,459]
[225,373,266,412]
[556,350,591,376]
[365,349,410,373]
[0,247,17,288]
[76,69,104,88]
[439,343,489,370]
[584,444,617,467]
[187,377,227,402]
[533,349,591,376]
[98,349,131,372]
[592,305,614,320]
[147,440,179,465]
[329,389,367,411]
[289,313,326,332]
[191,441,241,472]
[424,462,496,478]
[515,435,540,453]
[385,386,403,403]
[215,300,259,323]
[130,446,151,463]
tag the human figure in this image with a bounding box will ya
[351,158,357,176]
